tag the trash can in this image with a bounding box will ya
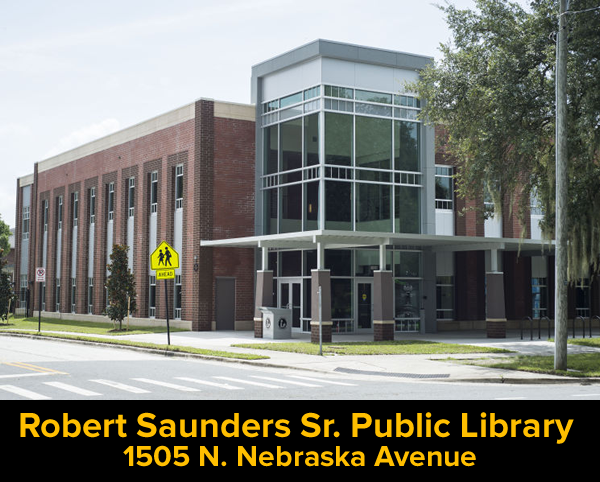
[259,307,293,339]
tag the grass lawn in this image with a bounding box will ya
[233,339,513,356]
[0,316,268,361]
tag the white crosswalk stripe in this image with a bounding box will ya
[213,376,283,389]
[288,375,358,386]
[251,376,321,387]
[43,381,101,396]
[132,378,200,392]
[0,384,51,400]
[175,377,243,390]
[90,379,151,394]
[0,374,360,399]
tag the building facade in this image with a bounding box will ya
[14,40,598,338]
[15,99,256,331]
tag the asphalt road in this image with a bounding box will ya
[2,336,600,400]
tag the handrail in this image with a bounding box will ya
[541,316,552,339]
[592,315,600,338]
[521,316,532,340]
[574,316,585,338]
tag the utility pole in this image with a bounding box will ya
[554,0,569,371]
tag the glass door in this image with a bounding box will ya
[279,280,302,331]
[356,280,373,331]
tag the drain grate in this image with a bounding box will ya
[334,367,450,379]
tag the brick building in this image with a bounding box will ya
[14,40,598,337]
[14,99,256,331]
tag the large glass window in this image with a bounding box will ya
[355,117,391,170]
[395,185,420,233]
[435,166,453,210]
[264,125,278,175]
[436,276,454,320]
[356,183,391,232]
[325,181,352,230]
[394,120,420,171]
[304,114,319,166]
[304,181,319,231]
[331,279,352,319]
[280,184,302,233]
[280,118,302,179]
[325,250,352,277]
[263,189,278,235]
[325,113,352,166]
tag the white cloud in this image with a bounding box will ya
[43,118,121,159]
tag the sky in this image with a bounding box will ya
[0,0,532,229]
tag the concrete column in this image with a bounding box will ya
[311,269,332,343]
[373,270,394,341]
[486,271,506,338]
[254,270,273,338]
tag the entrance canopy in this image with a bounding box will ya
[201,229,554,255]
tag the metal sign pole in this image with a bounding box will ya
[38,283,42,333]
[165,279,170,346]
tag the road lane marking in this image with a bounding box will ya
[213,376,283,389]
[2,362,67,374]
[43,381,101,396]
[251,376,321,387]
[0,384,51,400]
[288,375,357,386]
[175,377,243,390]
[91,379,151,394]
[132,378,200,392]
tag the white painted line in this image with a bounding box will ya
[132,378,200,392]
[213,376,283,389]
[495,397,527,400]
[288,375,357,386]
[0,384,51,400]
[175,377,243,390]
[43,381,101,397]
[0,372,58,379]
[251,376,321,387]
[91,379,150,394]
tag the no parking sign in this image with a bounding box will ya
[35,267,46,282]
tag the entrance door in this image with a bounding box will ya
[356,281,373,331]
[280,281,301,330]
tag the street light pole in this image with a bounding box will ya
[554,0,569,371]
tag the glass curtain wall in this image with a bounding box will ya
[261,84,421,236]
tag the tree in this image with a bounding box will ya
[0,215,10,255]
[414,0,600,279]
[0,249,15,322]
[105,244,136,330]
[413,0,600,370]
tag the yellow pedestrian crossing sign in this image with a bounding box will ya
[151,241,179,272]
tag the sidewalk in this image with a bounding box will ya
[110,329,600,384]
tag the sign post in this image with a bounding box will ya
[35,268,46,332]
[150,241,179,346]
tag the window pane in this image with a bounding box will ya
[395,185,420,233]
[325,113,352,166]
[280,92,302,108]
[331,279,352,319]
[264,125,278,174]
[355,250,379,277]
[395,251,421,277]
[304,114,319,166]
[325,249,352,277]
[435,176,452,200]
[356,116,391,169]
[263,189,278,234]
[304,181,319,231]
[395,280,420,319]
[356,183,391,232]
[394,121,420,171]
[280,184,302,233]
[281,251,301,277]
[325,181,352,230]
[355,90,392,104]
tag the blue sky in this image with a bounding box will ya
[0,0,531,228]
